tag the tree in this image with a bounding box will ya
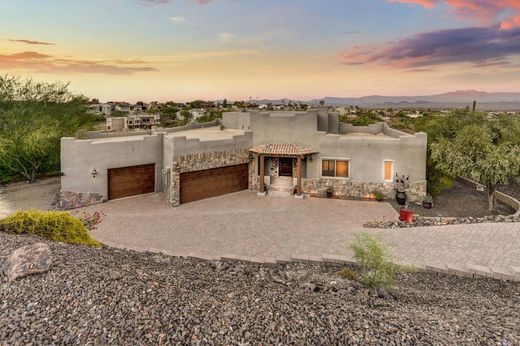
[0,75,97,183]
[180,109,193,122]
[431,124,520,211]
[0,110,60,183]
[161,102,179,118]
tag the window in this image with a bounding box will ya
[384,160,394,181]
[336,160,349,178]
[321,159,350,178]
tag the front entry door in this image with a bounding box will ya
[279,158,293,177]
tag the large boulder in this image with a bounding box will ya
[2,243,52,281]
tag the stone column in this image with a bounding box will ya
[259,155,265,193]
[297,156,302,195]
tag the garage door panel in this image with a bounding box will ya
[180,164,248,204]
[108,164,155,200]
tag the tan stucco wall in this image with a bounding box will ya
[61,109,427,203]
[224,112,427,183]
[60,133,165,198]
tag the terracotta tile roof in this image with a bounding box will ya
[249,143,318,157]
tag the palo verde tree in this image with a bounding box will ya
[430,122,520,212]
[0,75,98,183]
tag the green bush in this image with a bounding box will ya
[426,160,455,197]
[340,114,378,126]
[373,190,384,201]
[0,210,101,247]
[349,232,410,289]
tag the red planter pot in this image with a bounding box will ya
[399,209,414,222]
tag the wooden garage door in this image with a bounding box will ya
[180,164,248,204]
[108,164,155,200]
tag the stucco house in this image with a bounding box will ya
[106,114,161,131]
[59,107,427,209]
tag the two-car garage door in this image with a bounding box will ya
[180,164,249,204]
[107,163,248,204]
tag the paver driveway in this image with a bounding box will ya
[87,191,397,259]
[85,191,520,279]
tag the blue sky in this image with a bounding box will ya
[1,0,520,101]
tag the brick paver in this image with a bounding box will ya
[85,191,520,280]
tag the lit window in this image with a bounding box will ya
[322,159,350,178]
[322,160,335,177]
[336,161,349,178]
[384,160,394,181]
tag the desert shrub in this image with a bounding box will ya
[373,190,384,201]
[341,114,378,126]
[349,232,410,289]
[0,210,100,247]
[426,160,455,197]
[336,267,358,281]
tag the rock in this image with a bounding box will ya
[2,243,52,281]
[210,260,229,272]
[377,288,394,300]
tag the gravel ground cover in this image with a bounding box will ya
[1,232,519,345]
[391,182,515,218]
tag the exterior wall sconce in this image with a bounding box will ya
[308,155,314,163]
[91,168,98,178]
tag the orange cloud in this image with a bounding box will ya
[0,51,158,75]
[391,0,437,9]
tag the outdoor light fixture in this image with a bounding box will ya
[91,168,98,178]
[308,155,314,163]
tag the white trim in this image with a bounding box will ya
[319,157,351,179]
[383,159,395,182]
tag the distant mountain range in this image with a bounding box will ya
[256,90,520,111]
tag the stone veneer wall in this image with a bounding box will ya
[270,157,279,177]
[302,179,427,202]
[168,148,250,206]
[53,191,106,210]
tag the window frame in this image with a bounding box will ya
[383,159,395,182]
[320,157,351,179]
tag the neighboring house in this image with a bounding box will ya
[115,102,132,112]
[101,103,116,116]
[106,114,161,131]
[177,108,207,121]
[60,107,427,209]
[87,104,103,115]
[334,106,357,116]
[407,111,424,118]
[131,104,144,113]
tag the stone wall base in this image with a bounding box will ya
[302,179,427,202]
[52,191,106,210]
[169,148,250,206]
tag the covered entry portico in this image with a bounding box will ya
[249,144,318,196]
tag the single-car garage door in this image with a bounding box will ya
[108,164,155,200]
[180,164,248,204]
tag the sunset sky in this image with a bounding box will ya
[2,0,520,102]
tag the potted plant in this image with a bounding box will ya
[326,186,334,199]
[422,195,433,209]
[399,202,414,222]
[373,190,384,202]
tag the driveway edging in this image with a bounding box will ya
[98,238,520,282]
